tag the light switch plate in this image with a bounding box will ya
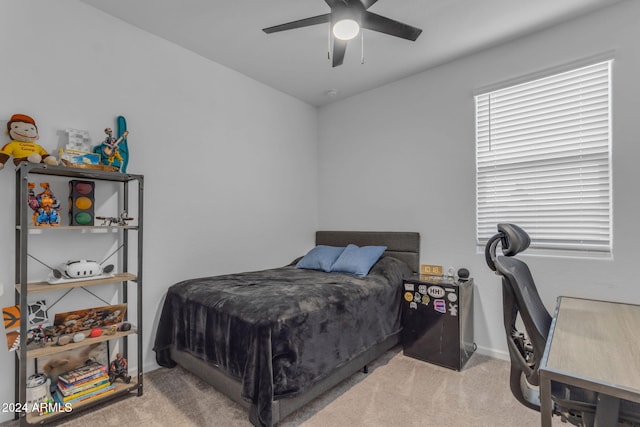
[420,264,443,276]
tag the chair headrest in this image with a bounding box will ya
[497,223,531,256]
[485,223,531,272]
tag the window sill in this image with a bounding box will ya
[476,245,612,261]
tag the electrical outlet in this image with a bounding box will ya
[420,264,443,276]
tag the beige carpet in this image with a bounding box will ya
[1,347,563,427]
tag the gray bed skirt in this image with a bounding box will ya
[170,332,401,424]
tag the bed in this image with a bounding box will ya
[153,231,420,426]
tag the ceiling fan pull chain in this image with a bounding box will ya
[361,30,365,64]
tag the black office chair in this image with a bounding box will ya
[485,223,640,427]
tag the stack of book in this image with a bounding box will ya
[53,362,115,406]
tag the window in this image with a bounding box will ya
[475,60,612,253]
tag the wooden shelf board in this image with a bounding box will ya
[24,329,136,360]
[16,273,137,294]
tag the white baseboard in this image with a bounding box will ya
[474,344,509,361]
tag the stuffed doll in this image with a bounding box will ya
[0,114,57,170]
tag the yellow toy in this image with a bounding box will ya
[0,114,57,170]
[29,182,61,226]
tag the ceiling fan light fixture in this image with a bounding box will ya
[332,19,360,41]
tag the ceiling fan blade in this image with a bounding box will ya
[263,14,331,34]
[332,38,348,67]
[361,0,379,9]
[362,12,422,41]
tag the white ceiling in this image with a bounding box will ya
[81,0,625,107]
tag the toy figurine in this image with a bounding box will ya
[0,114,57,170]
[109,353,131,384]
[96,211,134,226]
[29,182,61,226]
[93,127,129,171]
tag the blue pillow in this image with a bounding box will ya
[296,245,345,272]
[330,244,387,277]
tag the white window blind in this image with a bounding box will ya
[475,60,612,253]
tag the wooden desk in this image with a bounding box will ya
[540,297,640,427]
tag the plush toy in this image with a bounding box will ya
[0,114,57,170]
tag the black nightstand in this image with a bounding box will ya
[401,274,475,370]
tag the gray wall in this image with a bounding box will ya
[0,2,318,419]
[318,0,640,358]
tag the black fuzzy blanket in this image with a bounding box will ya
[153,256,410,426]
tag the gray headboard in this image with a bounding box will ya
[315,231,420,274]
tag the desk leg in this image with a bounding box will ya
[594,394,620,427]
[540,372,553,427]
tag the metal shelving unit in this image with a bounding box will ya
[14,163,143,425]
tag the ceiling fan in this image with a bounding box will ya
[262,0,422,67]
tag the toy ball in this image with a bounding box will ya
[72,333,85,343]
[89,328,103,338]
[57,335,71,346]
[119,322,131,332]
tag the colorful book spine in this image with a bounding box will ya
[57,381,111,402]
[58,362,107,385]
[57,375,110,397]
[69,385,116,405]
[57,371,109,392]
[54,384,115,406]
